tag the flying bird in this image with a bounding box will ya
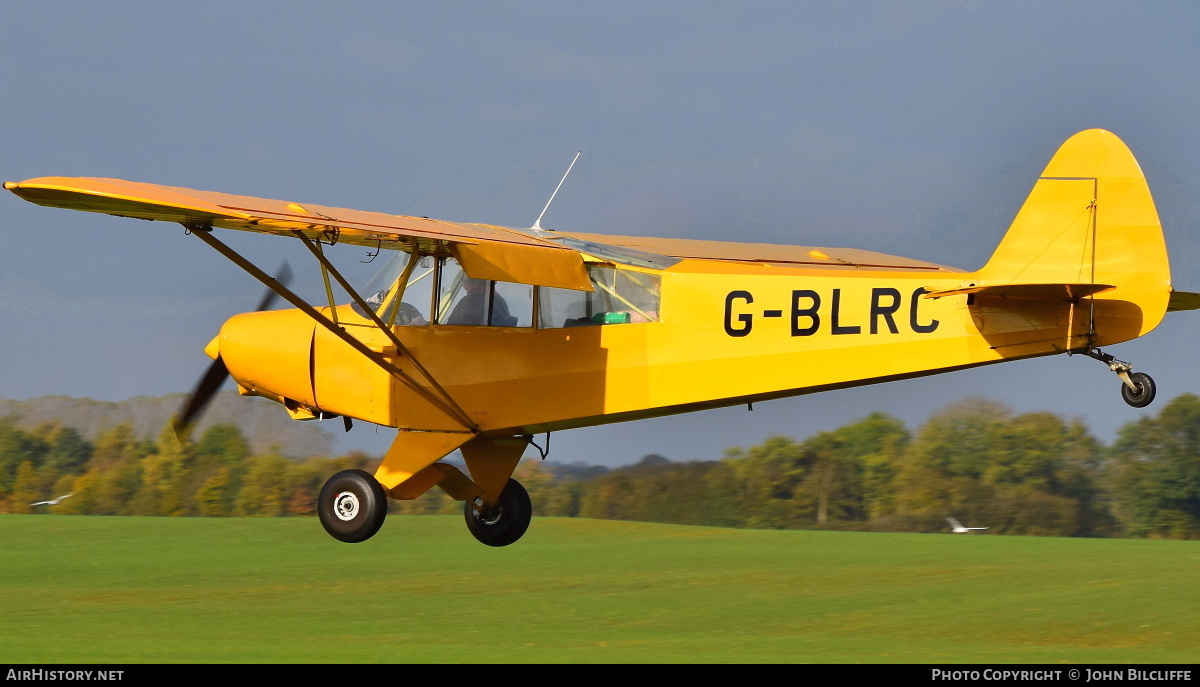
[31,493,73,506]
[946,516,987,533]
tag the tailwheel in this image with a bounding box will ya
[1120,371,1156,409]
[464,479,531,547]
[1084,348,1157,409]
[318,469,388,543]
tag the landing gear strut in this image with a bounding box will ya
[1084,348,1156,408]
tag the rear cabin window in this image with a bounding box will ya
[538,265,661,329]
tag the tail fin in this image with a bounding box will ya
[977,129,1172,343]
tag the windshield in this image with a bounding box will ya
[351,251,435,326]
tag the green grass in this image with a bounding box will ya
[1,515,1197,663]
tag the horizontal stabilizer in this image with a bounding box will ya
[1167,291,1200,312]
[923,283,1115,301]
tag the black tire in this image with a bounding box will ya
[1121,372,1156,409]
[464,479,532,547]
[317,469,388,543]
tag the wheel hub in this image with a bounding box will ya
[333,491,360,521]
[472,500,503,526]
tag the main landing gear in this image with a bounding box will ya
[1084,348,1157,408]
[464,479,532,547]
[316,469,535,546]
[317,469,388,543]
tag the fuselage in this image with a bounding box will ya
[216,246,1145,437]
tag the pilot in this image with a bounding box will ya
[395,301,427,326]
[447,278,514,326]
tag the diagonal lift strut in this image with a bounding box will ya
[185,223,477,431]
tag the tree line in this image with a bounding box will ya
[3,394,1200,539]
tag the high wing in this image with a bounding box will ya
[3,176,592,291]
[565,233,959,271]
[4,176,963,282]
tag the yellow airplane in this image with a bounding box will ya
[6,129,1196,546]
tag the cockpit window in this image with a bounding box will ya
[352,251,435,326]
[538,265,661,328]
[435,257,533,327]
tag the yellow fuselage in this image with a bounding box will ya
[217,255,1161,437]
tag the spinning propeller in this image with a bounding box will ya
[173,261,293,440]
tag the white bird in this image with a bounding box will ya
[947,516,987,533]
[31,493,73,506]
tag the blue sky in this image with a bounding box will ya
[3,2,1200,465]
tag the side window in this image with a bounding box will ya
[538,265,661,328]
[538,283,592,328]
[435,257,532,327]
[492,281,534,327]
[436,258,481,325]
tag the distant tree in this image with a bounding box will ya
[195,468,231,517]
[193,424,250,468]
[39,425,92,476]
[130,424,192,516]
[985,485,1081,536]
[797,412,910,525]
[545,462,610,481]
[516,459,584,517]
[58,472,95,515]
[895,399,1106,535]
[636,454,671,467]
[573,455,740,527]
[44,472,74,512]
[578,469,638,521]
[7,461,40,514]
[906,398,1010,481]
[283,459,341,516]
[234,454,291,517]
[90,424,149,468]
[286,484,316,516]
[514,459,561,514]
[388,480,459,515]
[0,418,49,500]
[724,435,804,529]
[643,461,740,527]
[85,424,147,515]
[17,388,1200,539]
[1109,394,1200,539]
[829,412,909,520]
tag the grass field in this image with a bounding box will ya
[1,515,1197,664]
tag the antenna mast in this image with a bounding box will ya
[531,151,581,232]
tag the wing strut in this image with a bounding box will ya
[292,231,474,427]
[185,223,477,432]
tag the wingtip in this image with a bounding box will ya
[3,181,18,190]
